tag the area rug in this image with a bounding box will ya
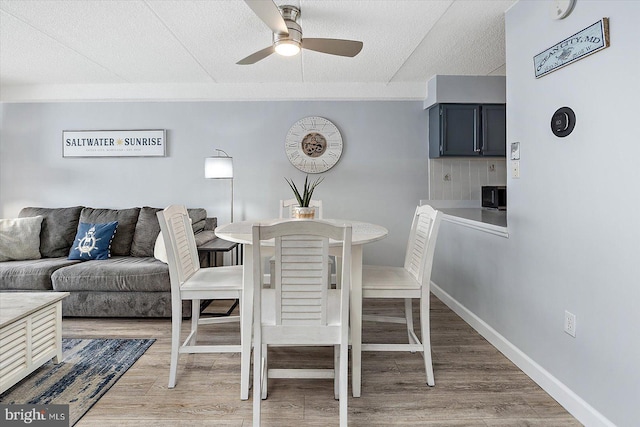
[0,338,155,426]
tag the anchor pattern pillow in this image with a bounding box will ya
[68,221,118,261]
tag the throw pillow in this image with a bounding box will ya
[154,232,168,264]
[68,221,118,261]
[130,207,162,257]
[188,208,207,234]
[19,206,83,257]
[79,207,140,256]
[0,216,44,261]
[153,218,192,264]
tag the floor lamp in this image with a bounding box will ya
[204,149,234,223]
[204,150,238,307]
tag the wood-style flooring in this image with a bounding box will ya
[62,295,582,426]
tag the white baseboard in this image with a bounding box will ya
[431,282,615,427]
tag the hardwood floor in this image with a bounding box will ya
[62,296,581,426]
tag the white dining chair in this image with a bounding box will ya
[361,204,442,386]
[269,198,334,287]
[251,220,352,427]
[157,205,250,398]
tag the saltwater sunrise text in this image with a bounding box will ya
[65,137,163,147]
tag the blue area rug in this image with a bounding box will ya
[0,338,154,426]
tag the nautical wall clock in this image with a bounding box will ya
[285,116,343,174]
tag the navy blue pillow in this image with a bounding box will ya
[68,221,118,261]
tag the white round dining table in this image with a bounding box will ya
[215,218,388,398]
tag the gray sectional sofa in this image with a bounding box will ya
[0,206,217,317]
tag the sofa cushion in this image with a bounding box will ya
[130,207,162,257]
[60,291,186,318]
[51,256,170,292]
[19,206,83,258]
[153,229,215,264]
[132,207,210,258]
[194,230,216,247]
[153,232,168,264]
[0,216,44,261]
[80,207,140,256]
[68,221,118,261]
[188,208,207,234]
[0,258,81,291]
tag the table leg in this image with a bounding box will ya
[54,301,63,363]
[350,245,363,397]
[240,243,253,400]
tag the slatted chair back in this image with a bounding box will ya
[279,198,324,219]
[403,205,442,288]
[157,205,200,292]
[256,220,350,327]
[276,232,328,326]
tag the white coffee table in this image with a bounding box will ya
[0,292,69,394]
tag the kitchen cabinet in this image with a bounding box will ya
[429,103,506,158]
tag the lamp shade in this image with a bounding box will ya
[204,156,233,179]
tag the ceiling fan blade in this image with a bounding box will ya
[237,46,276,65]
[243,0,288,35]
[302,38,363,57]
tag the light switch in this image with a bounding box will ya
[511,160,520,179]
[510,142,520,160]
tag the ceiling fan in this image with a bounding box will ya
[238,0,363,65]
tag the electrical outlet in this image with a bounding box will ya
[564,310,576,337]
[511,160,520,179]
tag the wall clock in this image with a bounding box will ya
[285,116,343,174]
[550,0,576,20]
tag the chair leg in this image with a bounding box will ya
[189,299,200,346]
[339,342,348,427]
[404,298,417,352]
[261,344,268,400]
[419,294,435,386]
[253,335,262,426]
[240,294,251,400]
[334,345,339,400]
[168,304,181,389]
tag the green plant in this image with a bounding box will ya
[285,175,324,207]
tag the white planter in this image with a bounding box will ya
[292,206,315,219]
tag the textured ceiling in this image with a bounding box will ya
[0,0,515,101]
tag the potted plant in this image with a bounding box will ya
[285,175,324,218]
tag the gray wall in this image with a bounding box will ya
[423,75,506,109]
[0,101,428,266]
[432,1,640,426]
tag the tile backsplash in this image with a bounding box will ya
[429,158,507,201]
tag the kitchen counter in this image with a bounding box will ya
[420,201,508,237]
[440,208,506,227]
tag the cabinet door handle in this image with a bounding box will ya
[473,111,480,152]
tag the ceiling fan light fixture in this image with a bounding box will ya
[238,1,363,65]
[274,39,301,56]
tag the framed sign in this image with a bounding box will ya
[534,18,609,78]
[62,129,166,157]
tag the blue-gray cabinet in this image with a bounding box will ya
[429,104,506,158]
